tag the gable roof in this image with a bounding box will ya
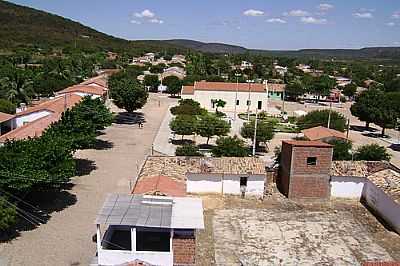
[181,85,194,95]
[56,85,106,96]
[194,81,267,93]
[133,175,186,197]
[80,75,108,88]
[0,112,14,123]
[302,126,347,141]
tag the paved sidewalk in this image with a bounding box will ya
[153,101,178,156]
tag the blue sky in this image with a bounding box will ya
[9,0,400,50]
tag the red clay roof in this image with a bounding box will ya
[194,81,267,93]
[15,94,82,117]
[80,76,108,88]
[0,113,60,142]
[302,126,347,141]
[268,83,286,92]
[363,262,400,266]
[56,85,106,96]
[181,85,194,95]
[0,112,14,123]
[133,175,186,197]
[283,140,333,148]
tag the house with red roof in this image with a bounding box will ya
[302,126,347,142]
[0,112,15,136]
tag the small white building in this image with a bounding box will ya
[274,65,288,76]
[333,76,352,87]
[181,81,285,112]
[240,60,253,70]
[93,194,204,266]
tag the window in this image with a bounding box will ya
[307,157,317,166]
[236,99,239,106]
[136,229,171,252]
[240,176,248,187]
[246,100,251,106]
[103,229,132,250]
[257,101,262,110]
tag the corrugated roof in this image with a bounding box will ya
[133,175,186,197]
[95,194,204,229]
[302,126,347,141]
[283,140,333,148]
[0,112,14,123]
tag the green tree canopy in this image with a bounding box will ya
[211,136,249,157]
[109,72,148,112]
[170,115,197,140]
[163,76,182,96]
[342,83,357,98]
[354,144,391,161]
[0,99,16,114]
[175,144,203,157]
[0,196,17,231]
[170,99,206,116]
[240,120,275,149]
[328,139,352,161]
[285,80,305,101]
[297,109,347,132]
[309,75,336,101]
[350,89,385,129]
[196,114,230,144]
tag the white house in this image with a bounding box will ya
[92,194,204,266]
[181,81,285,112]
[274,65,288,76]
[334,76,352,87]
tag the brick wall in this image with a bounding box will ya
[278,142,293,197]
[173,237,196,266]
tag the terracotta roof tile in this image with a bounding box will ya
[56,85,106,96]
[268,83,286,92]
[283,140,333,147]
[194,81,267,93]
[181,85,194,95]
[363,262,400,266]
[80,76,108,88]
[133,175,186,197]
[0,112,14,123]
[302,126,347,141]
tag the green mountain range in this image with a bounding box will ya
[1,0,400,60]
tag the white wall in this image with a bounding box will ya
[98,250,173,266]
[186,173,265,197]
[189,90,269,112]
[15,110,52,128]
[330,177,365,198]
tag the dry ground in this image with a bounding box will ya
[195,193,400,266]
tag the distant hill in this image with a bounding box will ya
[165,39,247,54]
[0,0,184,55]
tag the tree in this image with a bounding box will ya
[211,136,249,157]
[342,83,357,98]
[176,144,203,156]
[169,115,197,140]
[374,92,400,136]
[309,75,336,102]
[0,197,17,231]
[149,64,166,74]
[109,72,148,112]
[285,80,305,101]
[240,120,275,150]
[350,89,384,129]
[163,76,182,96]
[354,144,391,161]
[144,75,160,92]
[328,139,352,161]
[211,99,226,112]
[0,99,16,114]
[196,114,230,145]
[297,109,347,132]
[170,99,206,116]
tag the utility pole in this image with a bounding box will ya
[346,118,350,141]
[234,73,241,121]
[265,80,269,114]
[327,101,332,129]
[247,79,254,121]
[252,107,258,156]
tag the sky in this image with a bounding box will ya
[9,0,400,50]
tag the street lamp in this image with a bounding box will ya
[247,79,254,121]
[234,73,241,121]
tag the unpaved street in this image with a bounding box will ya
[0,94,173,266]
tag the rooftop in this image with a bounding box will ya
[132,175,186,197]
[80,75,108,88]
[283,140,333,148]
[302,126,347,141]
[0,112,14,123]
[181,85,194,95]
[95,194,204,229]
[138,156,266,183]
[56,85,107,96]
[194,81,267,93]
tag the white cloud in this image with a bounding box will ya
[386,22,396,27]
[149,18,164,24]
[134,9,155,18]
[284,10,310,17]
[243,9,265,17]
[301,17,327,24]
[392,11,400,19]
[318,3,334,11]
[353,12,373,19]
[130,20,142,25]
[267,18,287,24]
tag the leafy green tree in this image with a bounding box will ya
[170,115,197,140]
[144,75,160,92]
[170,99,206,116]
[0,99,16,114]
[211,136,249,157]
[211,99,226,112]
[297,109,346,132]
[309,75,336,102]
[196,114,230,145]
[149,64,166,74]
[285,80,305,101]
[240,120,275,149]
[163,76,182,96]
[354,144,391,161]
[0,197,17,231]
[328,139,352,161]
[109,72,148,112]
[72,97,113,130]
[342,83,357,98]
[374,92,400,136]
[176,144,203,157]
[350,89,384,129]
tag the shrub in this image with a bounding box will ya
[170,99,206,116]
[211,136,249,157]
[0,99,16,114]
[354,144,391,161]
[297,109,346,132]
[176,144,203,157]
[0,197,17,231]
[328,139,352,161]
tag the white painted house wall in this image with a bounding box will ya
[330,176,365,198]
[15,110,52,128]
[186,173,265,197]
[182,90,269,112]
[56,92,101,99]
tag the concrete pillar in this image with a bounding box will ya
[96,224,101,252]
[131,227,136,252]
